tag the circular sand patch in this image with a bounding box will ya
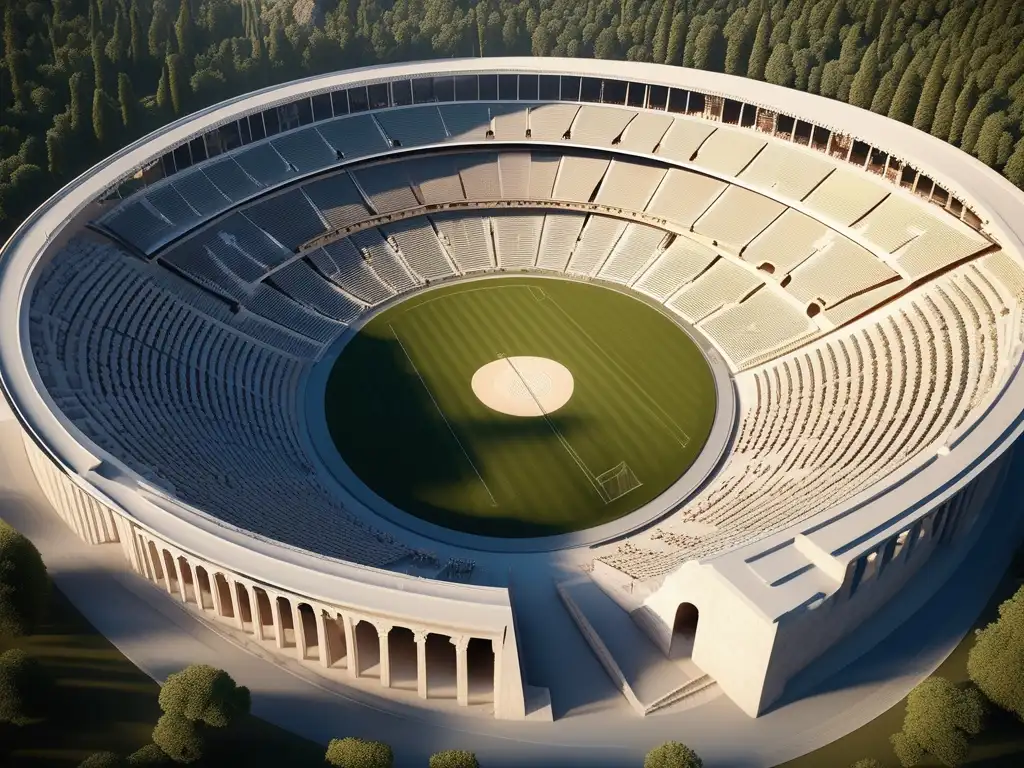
[471,356,574,417]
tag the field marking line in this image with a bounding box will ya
[542,293,693,449]
[502,356,609,503]
[388,322,499,508]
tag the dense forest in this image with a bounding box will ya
[2,0,1024,237]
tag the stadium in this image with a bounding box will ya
[2,55,1024,733]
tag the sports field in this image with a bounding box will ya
[325,277,717,537]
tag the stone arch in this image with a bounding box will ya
[388,626,418,691]
[253,587,274,640]
[176,556,195,603]
[322,611,346,669]
[670,602,699,658]
[194,566,214,611]
[354,620,381,678]
[296,603,318,660]
[234,582,254,630]
[425,632,457,699]
[146,540,163,581]
[466,637,495,704]
[276,596,295,649]
[214,573,234,619]
[161,549,179,596]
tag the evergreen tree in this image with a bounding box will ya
[887,67,922,124]
[45,129,68,176]
[175,0,195,64]
[665,11,686,65]
[848,40,879,110]
[69,72,89,134]
[117,72,136,132]
[106,6,129,69]
[837,22,864,76]
[764,43,795,88]
[997,131,1015,168]
[960,89,998,154]
[91,31,106,90]
[974,111,1008,166]
[913,39,950,133]
[166,53,185,115]
[1004,137,1024,188]
[932,57,966,140]
[793,48,814,91]
[128,0,144,68]
[723,7,752,76]
[681,16,706,68]
[870,69,898,115]
[746,13,771,80]
[92,87,111,145]
[819,60,843,99]
[890,678,984,768]
[692,23,725,73]
[156,61,171,114]
[652,0,673,65]
[148,2,169,59]
[949,75,980,145]
[3,6,24,108]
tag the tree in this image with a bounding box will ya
[148,2,170,59]
[870,69,898,114]
[0,520,49,637]
[664,11,686,65]
[106,6,129,69]
[851,761,883,768]
[974,112,1009,166]
[3,6,25,108]
[692,24,725,73]
[848,40,879,109]
[764,43,795,88]
[128,0,144,67]
[1004,137,1024,189]
[0,649,51,724]
[652,0,673,65]
[127,744,172,766]
[949,75,980,145]
[960,90,999,155]
[932,57,966,139]
[429,750,480,768]
[166,53,185,115]
[92,31,107,90]
[746,13,770,80]
[30,86,58,118]
[325,737,394,768]
[117,72,137,131]
[723,10,753,76]
[887,69,922,124]
[158,664,250,728]
[175,0,196,64]
[644,740,703,768]
[46,129,68,176]
[79,753,128,768]
[151,713,206,764]
[913,39,950,132]
[968,585,1024,719]
[890,677,985,768]
[69,72,89,134]
[156,62,171,114]
[92,88,115,145]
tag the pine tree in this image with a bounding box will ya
[117,72,136,132]
[888,67,922,124]
[960,90,999,155]
[148,3,169,59]
[819,60,843,99]
[106,5,129,69]
[45,129,67,176]
[973,112,1007,166]
[175,0,195,64]
[681,16,705,68]
[746,13,770,80]
[870,69,898,114]
[69,72,88,133]
[848,40,879,109]
[931,57,965,140]
[1004,137,1024,188]
[664,11,686,65]
[949,76,980,146]
[129,0,144,67]
[156,61,171,114]
[92,87,110,144]
[913,39,950,133]
[763,43,795,88]
[723,6,753,76]
[92,31,107,90]
[3,6,24,108]
[652,0,673,65]
[837,22,864,75]
[692,23,724,73]
[166,53,185,115]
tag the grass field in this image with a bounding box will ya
[325,277,717,537]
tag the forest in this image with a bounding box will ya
[2,0,1024,238]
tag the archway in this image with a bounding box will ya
[253,587,274,640]
[146,540,163,582]
[670,602,699,659]
[388,627,418,691]
[214,573,234,619]
[354,620,381,678]
[177,557,195,603]
[276,597,295,648]
[297,603,318,660]
[194,566,214,611]
[467,637,495,704]
[161,550,179,597]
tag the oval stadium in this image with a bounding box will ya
[3,57,1024,757]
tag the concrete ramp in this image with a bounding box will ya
[557,575,714,715]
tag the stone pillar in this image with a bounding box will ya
[270,596,286,649]
[414,630,428,699]
[248,585,264,641]
[492,637,503,717]
[376,623,393,688]
[342,615,359,677]
[451,635,470,707]
[315,609,330,668]
[292,603,306,660]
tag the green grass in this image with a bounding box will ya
[0,586,326,767]
[325,276,717,537]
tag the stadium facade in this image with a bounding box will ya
[2,57,1024,722]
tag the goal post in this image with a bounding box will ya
[596,462,642,503]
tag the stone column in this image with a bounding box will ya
[451,635,470,707]
[491,637,503,717]
[270,596,286,649]
[292,603,306,660]
[315,609,330,668]
[342,615,359,677]
[414,630,428,699]
[376,623,393,688]
[248,585,264,641]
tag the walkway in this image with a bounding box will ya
[1,421,1021,767]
